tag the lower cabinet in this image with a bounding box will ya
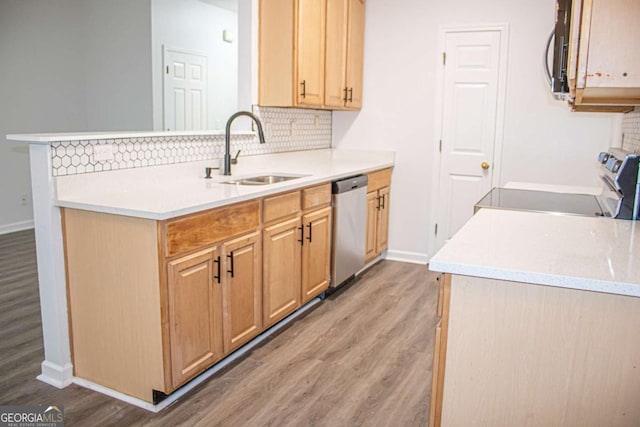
[221,231,263,354]
[301,206,332,303]
[167,246,223,389]
[365,168,392,263]
[263,216,302,328]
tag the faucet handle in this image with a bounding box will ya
[205,167,216,179]
[232,150,241,165]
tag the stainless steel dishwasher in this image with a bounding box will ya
[331,175,368,288]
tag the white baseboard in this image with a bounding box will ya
[385,249,429,265]
[0,219,34,235]
[37,360,73,389]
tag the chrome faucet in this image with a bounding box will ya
[223,111,266,175]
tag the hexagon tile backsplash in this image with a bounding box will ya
[51,106,332,177]
[622,107,640,154]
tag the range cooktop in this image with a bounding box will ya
[474,188,607,217]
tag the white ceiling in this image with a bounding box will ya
[198,0,237,12]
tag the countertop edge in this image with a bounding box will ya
[428,260,640,298]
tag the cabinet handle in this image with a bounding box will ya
[227,251,234,278]
[306,222,313,243]
[298,225,304,246]
[343,87,348,102]
[300,80,306,99]
[376,195,381,211]
[348,87,353,102]
[213,255,221,283]
[381,194,385,210]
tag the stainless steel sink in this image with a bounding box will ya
[221,174,307,186]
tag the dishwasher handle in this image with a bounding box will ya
[332,175,368,194]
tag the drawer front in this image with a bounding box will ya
[302,183,331,210]
[165,200,260,257]
[263,191,301,224]
[367,168,392,192]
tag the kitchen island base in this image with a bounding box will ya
[432,274,640,426]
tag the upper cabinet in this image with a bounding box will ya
[259,0,366,110]
[568,0,640,110]
[325,0,366,109]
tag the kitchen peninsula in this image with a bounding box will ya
[8,131,394,410]
[428,208,640,426]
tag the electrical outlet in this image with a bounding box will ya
[290,119,297,135]
[20,194,28,206]
[94,144,114,161]
[314,115,320,129]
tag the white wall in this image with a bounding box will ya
[332,0,618,259]
[0,0,152,233]
[151,0,239,130]
[82,0,154,131]
[0,1,86,233]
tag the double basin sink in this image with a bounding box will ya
[221,174,307,186]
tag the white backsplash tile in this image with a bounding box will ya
[621,107,640,153]
[51,107,332,177]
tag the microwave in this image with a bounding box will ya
[546,0,571,100]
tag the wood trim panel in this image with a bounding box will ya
[63,209,165,403]
[263,191,301,224]
[429,274,451,427]
[440,275,640,425]
[302,183,331,211]
[367,168,392,192]
[165,200,260,257]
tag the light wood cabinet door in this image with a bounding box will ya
[263,217,302,328]
[301,207,332,303]
[568,0,640,108]
[296,0,326,107]
[167,247,223,388]
[222,231,262,354]
[344,0,365,109]
[376,186,390,254]
[324,0,348,108]
[365,190,378,262]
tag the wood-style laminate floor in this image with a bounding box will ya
[0,229,439,426]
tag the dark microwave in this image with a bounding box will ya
[545,0,571,100]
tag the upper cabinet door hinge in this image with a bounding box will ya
[166,65,170,74]
[442,52,446,66]
[435,223,438,235]
[439,139,442,153]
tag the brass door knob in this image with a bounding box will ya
[481,161,490,170]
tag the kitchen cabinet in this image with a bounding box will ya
[262,185,332,323]
[567,0,640,110]
[167,247,223,389]
[325,0,366,109]
[221,231,263,354]
[259,0,365,110]
[301,206,332,303]
[365,168,391,263]
[263,216,302,328]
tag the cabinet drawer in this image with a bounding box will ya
[165,200,260,257]
[367,168,392,192]
[302,183,331,210]
[263,191,301,224]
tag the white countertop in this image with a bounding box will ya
[429,209,640,297]
[6,129,254,143]
[55,149,395,220]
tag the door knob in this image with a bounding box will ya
[481,161,490,170]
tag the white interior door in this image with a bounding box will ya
[163,47,207,131]
[435,29,505,251]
